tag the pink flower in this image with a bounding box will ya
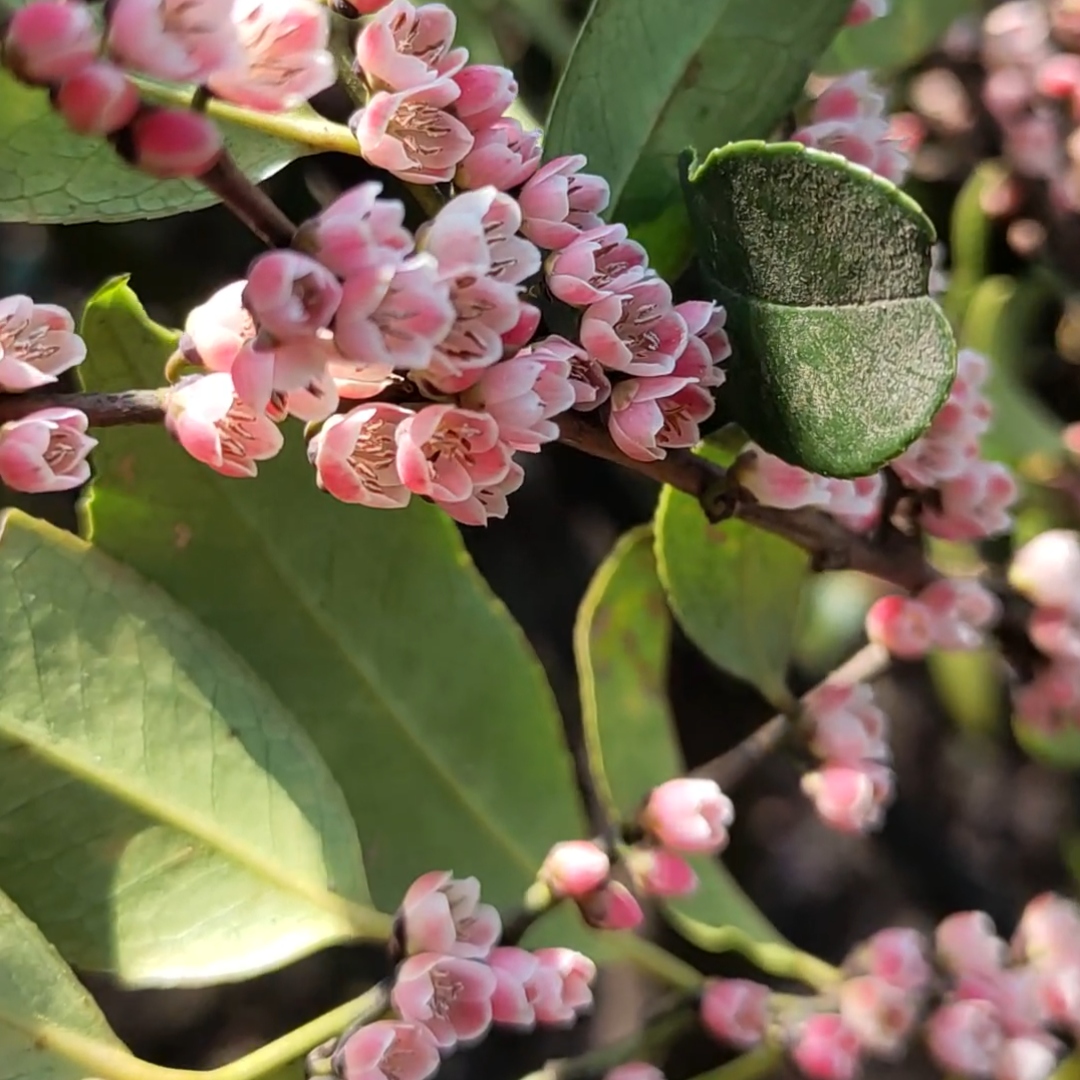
[308,403,412,509]
[127,108,223,179]
[1010,531,1080,615]
[803,681,889,765]
[922,460,1018,541]
[391,953,496,1049]
[845,0,889,27]
[677,300,731,380]
[865,595,935,660]
[546,225,650,306]
[165,373,283,478]
[581,279,688,376]
[305,182,413,280]
[701,979,770,1049]
[336,1020,440,1080]
[604,1066,665,1080]
[565,345,611,411]
[839,975,918,1059]
[231,335,338,420]
[183,281,254,372]
[624,847,698,898]
[538,841,610,899]
[355,0,466,91]
[437,459,524,527]
[578,881,645,931]
[812,72,887,123]
[854,928,932,994]
[456,119,542,191]
[643,778,734,854]
[398,870,501,960]
[937,913,1007,978]
[995,1038,1059,1080]
[328,357,396,402]
[107,0,240,81]
[452,63,516,130]
[607,375,695,463]
[737,447,829,510]
[0,294,85,392]
[4,0,100,83]
[395,404,511,503]
[461,343,575,451]
[208,0,334,110]
[926,1000,1005,1078]
[334,256,455,370]
[1014,893,1080,968]
[55,61,140,135]
[530,948,596,1023]
[791,1014,861,1080]
[518,154,610,250]
[801,763,894,834]
[920,578,1002,651]
[244,250,342,340]
[0,407,95,493]
[352,76,473,184]
[503,303,541,351]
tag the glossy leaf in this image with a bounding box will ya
[576,525,779,941]
[80,279,590,938]
[683,141,955,476]
[654,447,809,708]
[0,885,138,1080]
[0,509,376,985]
[0,73,302,223]
[819,0,979,75]
[543,0,851,278]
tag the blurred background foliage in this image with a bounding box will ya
[8,0,1080,1077]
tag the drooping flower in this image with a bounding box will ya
[538,841,610,899]
[165,373,283,478]
[791,1014,862,1080]
[391,953,497,1049]
[607,375,710,463]
[623,846,698,898]
[801,762,894,834]
[546,225,650,307]
[530,948,596,1024]
[335,1020,441,1080]
[0,407,96,493]
[852,928,933,994]
[182,281,255,373]
[436,459,525,527]
[398,870,502,959]
[451,63,516,131]
[55,61,140,135]
[937,912,1008,978]
[578,881,645,931]
[581,279,688,377]
[231,334,339,421]
[455,118,542,191]
[925,1000,1005,1078]
[126,108,224,179]
[518,154,610,249]
[838,975,919,1059]
[304,182,413,280]
[243,250,342,340]
[351,76,473,184]
[354,0,466,92]
[701,979,770,1050]
[0,294,86,392]
[308,403,413,509]
[642,778,735,854]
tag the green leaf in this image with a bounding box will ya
[819,0,979,76]
[576,525,780,941]
[543,0,851,278]
[0,74,302,223]
[0,885,139,1080]
[683,141,956,476]
[0,509,378,986]
[80,279,590,936]
[654,447,809,707]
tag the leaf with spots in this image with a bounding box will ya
[576,525,781,940]
[0,883,140,1080]
[543,0,851,278]
[79,277,593,952]
[0,508,380,986]
[654,446,810,708]
[0,73,302,223]
[683,141,956,476]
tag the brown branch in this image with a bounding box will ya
[199,154,298,248]
[0,388,167,426]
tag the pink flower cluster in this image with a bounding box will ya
[792,71,911,186]
[865,578,1002,661]
[536,778,734,930]
[798,681,894,835]
[339,870,596,1080]
[1009,529,1080,736]
[0,294,96,494]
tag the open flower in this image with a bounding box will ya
[643,778,734,854]
[391,953,497,1049]
[0,407,96,493]
[0,295,86,392]
[355,0,466,91]
[399,870,501,959]
[336,1020,440,1080]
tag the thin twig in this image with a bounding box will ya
[0,389,168,426]
[199,154,298,248]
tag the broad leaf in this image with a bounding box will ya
[819,0,979,76]
[0,886,136,1080]
[0,509,376,985]
[81,279,590,938]
[683,141,955,476]
[543,0,851,278]
[654,447,809,708]
[576,526,779,941]
[0,74,302,223]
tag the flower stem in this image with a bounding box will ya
[200,154,299,247]
[0,388,168,426]
[687,1046,784,1080]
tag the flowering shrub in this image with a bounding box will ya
[1,2,1080,1080]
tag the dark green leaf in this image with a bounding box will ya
[654,448,809,707]
[543,0,851,278]
[576,525,781,939]
[80,279,591,946]
[0,509,377,985]
[0,74,302,223]
[683,141,955,476]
